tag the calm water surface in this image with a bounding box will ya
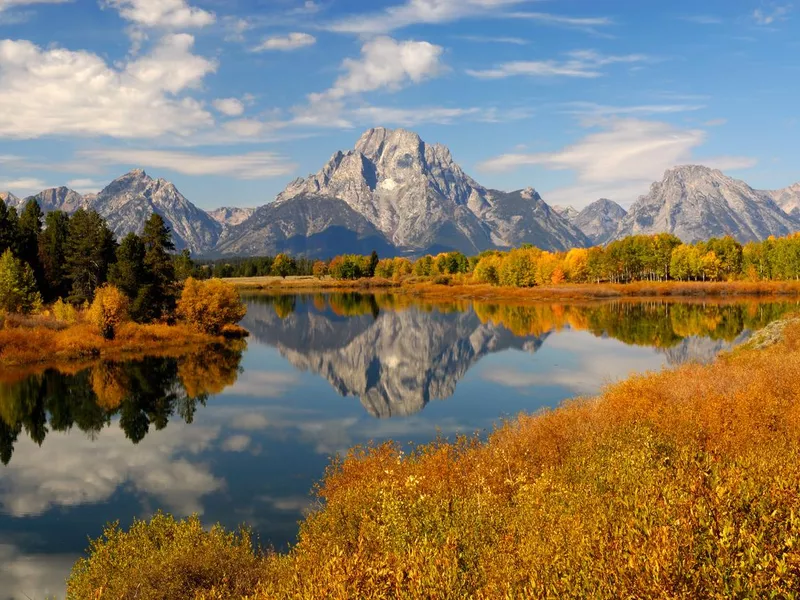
[0,294,796,598]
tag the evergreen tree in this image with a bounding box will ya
[368,250,379,278]
[0,200,19,255]
[38,211,71,301]
[0,249,42,314]
[65,209,117,304]
[173,249,195,282]
[109,233,147,300]
[141,213,177,320]
[17,199,44,289]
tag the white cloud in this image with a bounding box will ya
[328,0,550,34]
[466,50,647,79]
[323,36,444,100]
[704,118,728,127]
[0,423,223,518]
[252,32,316,52]
[0,177,46,193]
[0,0,68,10]
[223,16,252,42]
[455,34,528,45]
[66,178,104,193]
[753,3,791,24]
[102,0,215,28]
[507,12,613,27]
[0,35,216,139]
[213,97,245,116]
[563,102,706,118]
[0,542,76,600]
[221,434,252,452]
[478,118,756,208]
[78,149,297,179]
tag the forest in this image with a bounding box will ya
[0,198,246,367]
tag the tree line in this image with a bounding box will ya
[0,197,210,318]
[254,233,800,286]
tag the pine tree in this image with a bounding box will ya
[17,199,44,289]
[109,233,147,299]
[65,209,117,304]
[38,210,71,301]
[141,213,177,320]
[0,249,42,314]
[0,200,19,255]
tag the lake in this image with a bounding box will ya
[0,293,796,598]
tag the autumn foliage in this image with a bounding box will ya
[87,284,129,340]
[67,318,800,599]
[177,277,247,335]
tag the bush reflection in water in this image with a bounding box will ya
[0,341,245,465]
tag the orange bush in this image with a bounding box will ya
[177,278,247,335]
[88,284,129,340]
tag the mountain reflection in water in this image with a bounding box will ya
[241,293,796,418]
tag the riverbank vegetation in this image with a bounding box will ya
[67,316,800,598]
[220,233,800,293]
[0,198,246,367]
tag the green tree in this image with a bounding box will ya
[109,233,147,300]
[174,249,195,282]
[65,209,117,304]
[0,200,19,255]
[368,250,379,278]
[142,213,177,320]
[37,210,71,301]
[0,249,42,314]
[271,253,295,278]
[17,199,43,281]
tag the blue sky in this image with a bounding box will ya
[0,0,797,210]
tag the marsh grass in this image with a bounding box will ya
[67,318,800,599]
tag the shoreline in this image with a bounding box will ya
[67,314,800,597]
[0,320,248,372]
[228,276,800,302]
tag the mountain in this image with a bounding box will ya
[26,187,89,213]
[762,183,800,219]
[0,191,20,207]
[88,170,222,254]
[208,207,255,227]
[215,193,396,257]
[613,165,798,243]
[241,297,548,418]
[573,199,628,245]
[222,127,589,257]
[553,205,579,220]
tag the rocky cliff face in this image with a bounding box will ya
[613,165,798,243]
[228,127,588,256]
[89,170,222,253]
[26,187,88,213]
[0,191,20,207]
[242,298,548,418]
[208,206,255,227]
[553,205,579,220]
[763,183,800,219]
[573,198,627,245]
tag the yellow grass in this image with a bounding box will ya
[0,317,247,370]
[67,317,800,599]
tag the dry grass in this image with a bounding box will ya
[403,279,800,302]
[67,317,800,599]
[0,315,247,370]
[228,277,800,302]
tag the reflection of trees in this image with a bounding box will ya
[244,294,797,418]
[0,343,244,465]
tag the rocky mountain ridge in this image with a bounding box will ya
[612,165,798,243]
[1,130,799,256]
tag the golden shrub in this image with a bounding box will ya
[87,285,129,340]
[52,298,79,324]
[177,277,247,335]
